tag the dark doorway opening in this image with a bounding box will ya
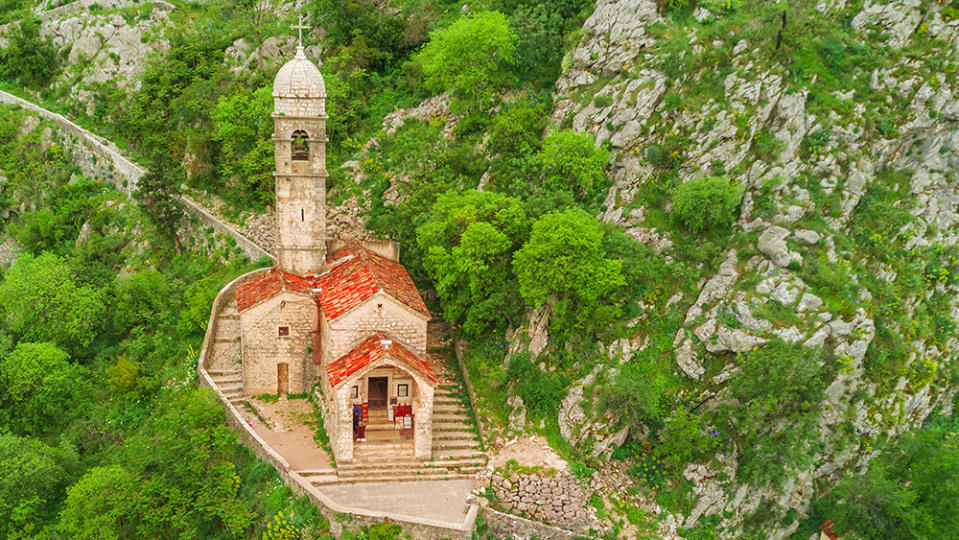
[368,377,388,409]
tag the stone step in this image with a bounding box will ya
[432,439,479,450]
[217,382,244,393]
[212,375,243,384]
[433,414,472,424]
[433,431,478,440]
[339,456,485,470]
[338,463,485,478]
[311,472,476,486]
[207,367,240,375]
[434,448,485,460]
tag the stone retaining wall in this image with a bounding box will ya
[0,90,273,262]
[490,471,590,531]
[482,508,587,540]
[198,270,479,539]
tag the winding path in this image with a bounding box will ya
[0,89,273,262]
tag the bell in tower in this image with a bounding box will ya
[271,45,328,275]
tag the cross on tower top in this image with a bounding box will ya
[292,12,309,47]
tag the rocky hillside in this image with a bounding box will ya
[2,0,958,538]
[540,0,959,536]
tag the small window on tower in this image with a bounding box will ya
[301,208,305,221]
[278,326,290,337]
[291,130,309,161]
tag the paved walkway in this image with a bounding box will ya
[237,398,332,471]
[317,479,475,526]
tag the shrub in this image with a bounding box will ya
[0,16,61,88]
[671,176,745,234]
[538,130,611,201]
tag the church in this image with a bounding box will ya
[233,46,436,462]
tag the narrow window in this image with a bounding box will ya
[301,208,304,221]
[278,326,290,337]
[291,130,309,161]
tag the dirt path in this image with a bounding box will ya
[237,397,332,471]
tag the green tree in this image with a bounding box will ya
[815,426,959,540]
[120,389,254,537]
[0,252,106,351]
[671,176,745,234]
[599,360,675,434]
[211,86,275,208]
[58,465,139,540]
[513,208,625,329]
[0,16,61,88]
[0,342,87,435]
[417,190,528,336]
[539,130,611,201]
[721,340,831,487]
[416,11,518,111]
[0,434,78,538]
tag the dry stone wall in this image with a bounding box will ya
[490,471,591,531]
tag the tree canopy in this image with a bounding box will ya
[0,253,107,352]
[513,207,625,329]
[416,10,518,111]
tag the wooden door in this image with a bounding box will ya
[277,363,289,394]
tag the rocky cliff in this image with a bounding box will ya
[545,0,959,536]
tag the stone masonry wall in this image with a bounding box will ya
[490,471,591,531]
[327,294,428,361]
[239,291,317,395]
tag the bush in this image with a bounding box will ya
[598,361,675,432]
[0,16,61,88]
[671,176,745,234]
[538,130,611,201]
[0,342,88,436]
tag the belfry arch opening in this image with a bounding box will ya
[291,130,309,161]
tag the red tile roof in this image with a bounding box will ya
[236,267,320,312]
[317,244,430,321]
[819,521,839,540]
[327,332,437,387]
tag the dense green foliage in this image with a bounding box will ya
[799,406,959,540]
[416,11,518,111]
[0,16,60,88]
[0,108,336,538]
[671,176,744,234]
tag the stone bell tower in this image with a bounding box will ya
[272,45,327,275]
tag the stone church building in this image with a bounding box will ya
[234,46,436,462]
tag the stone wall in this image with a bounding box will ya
[239,291,317,395]
[481,508,585,540]
[490,471,591,531]
[327,294,428,360]
[199,270,479,539]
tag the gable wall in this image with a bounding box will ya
[239,291,318,395]
[325,293,428,362]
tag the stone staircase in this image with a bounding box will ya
[205,299,244,402]
[432,384,484,462]
[208,368,244,402]
[306,374,485,486]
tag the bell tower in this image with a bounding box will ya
[271,45,327,275]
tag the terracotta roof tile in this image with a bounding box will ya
[318,244,430,321]
[236,267,320,312]
[327,332,436,387]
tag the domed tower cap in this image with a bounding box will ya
[273,46,326,100]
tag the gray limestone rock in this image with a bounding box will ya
[758,226,802,268]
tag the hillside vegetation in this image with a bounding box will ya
[1,0,958,538]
